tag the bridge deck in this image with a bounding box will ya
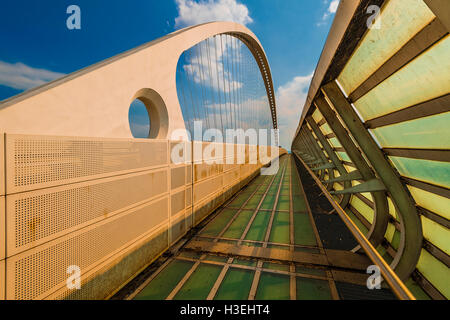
[116,155,396,300]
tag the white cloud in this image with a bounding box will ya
[328,0,339,13]
[275,73,313,150]
[175,0,253,28]
[0,61,65,91]
[317,0,340,26]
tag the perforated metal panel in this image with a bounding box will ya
[48,223,169,300]
[6,135,168,193]
[6,169,168,256]
[0,133,4,196]
[2,133,281,300]
[0,196,4,261]
[186,187,192,208]
[6,197,168,300]
[171,166,186,190]
[171,190,185,216]
[194,175,223,203]
[0,259,4,300]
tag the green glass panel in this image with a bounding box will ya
[321,123,332,135]
[135,259,194,300]
[255,273,290,300]
[405,278,431,300]
[214,268,254,300]
[232,258,257,267]
[243,193,264,209]
[416,250,450,299]
[294,213,317,246]
[421,216,450,255]
[337,152,350,162]
[372,112,450,149]
[329,137,341,148]
[408,185,449,220]
[200,208,238,237]
[245,211,271,241]
[207,255,229,263]
[277,195,290,211]
[390,156,450,188]
[296,277,332,300]
[338,0,435,94]
[174,263,223,300]
[269,212,290,244]
[263,262,290,272]
[354,36,450,120]
[222,210,254,239]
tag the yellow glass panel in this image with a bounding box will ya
[338,0,435,94]
[351,196,374,224]
[384,223,396,243]
[387,197,399,220]
[354,36,450,120]
[408,185,449,220]
[417,249,450,299]
[344,165,356,172]
[421,216,450,255]
[312,109,322,123]
[334,183,344,191]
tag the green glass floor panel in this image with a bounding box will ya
[174,263,223,300]
[269,212,290,244]
[255,272,290,300]
[200,208,238,237]
[296,277,332,300]
[260,194,276,210]
[263,262,290,272]
[277,195,290,211]
[292,194,307,212]
[229,192,254,208]
[214,268,255,300]
[245,211,271,241]
[293,213,317,246]
[222,210,254,239]
[243,193,264,209]
[232,258,258,267]
[134,259,194,300]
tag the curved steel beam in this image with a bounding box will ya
[322,81,422,281]
[306,117,351,208]
[314,93,390,255]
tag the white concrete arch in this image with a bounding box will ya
[0,22,277,140]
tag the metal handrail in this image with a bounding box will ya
[292,151,415,300]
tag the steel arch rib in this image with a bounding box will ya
[0,22,277,139]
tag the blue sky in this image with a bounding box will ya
[0,0,340,148]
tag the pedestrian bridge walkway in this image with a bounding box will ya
[121,155,398,300]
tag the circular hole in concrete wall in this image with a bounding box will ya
[128,99,151,138]
[128,88,169,139]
